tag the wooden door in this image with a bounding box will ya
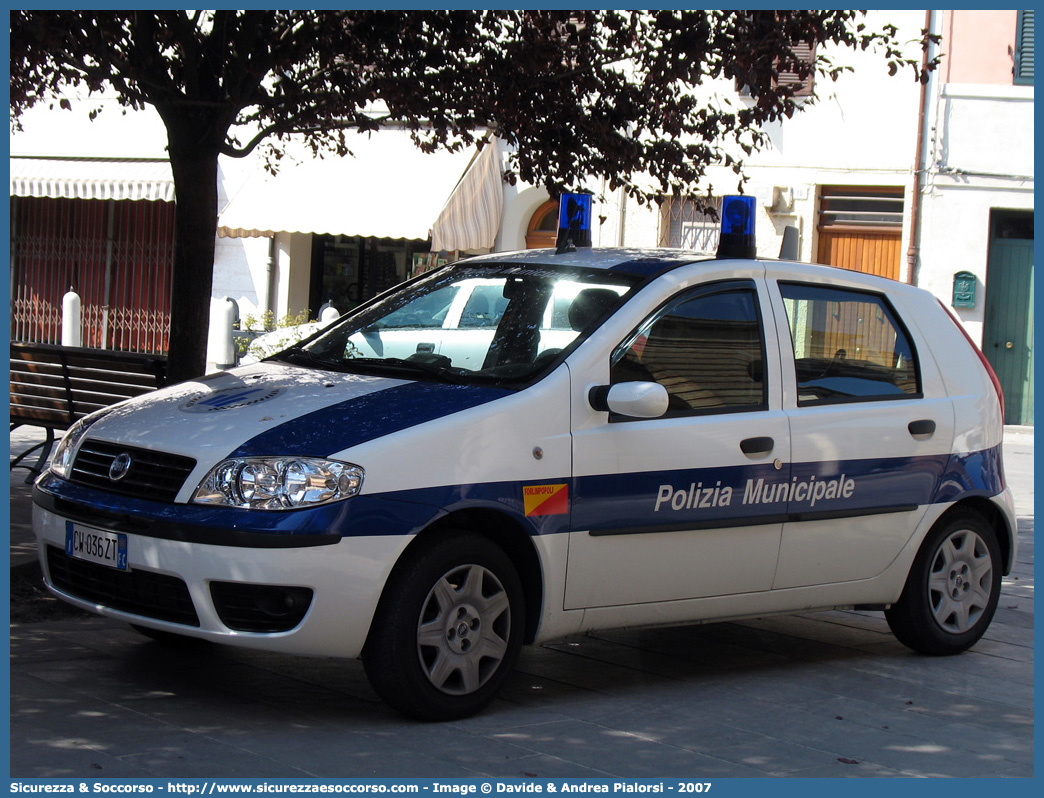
[816,230,902,281]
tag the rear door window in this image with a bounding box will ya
[779,283,920,405]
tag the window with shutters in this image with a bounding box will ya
[736,39,817,99]
[818,186,904,231]
[777,40,816,98]
[815,186,904,281]
[1014,10,1034,85]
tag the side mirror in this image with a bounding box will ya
[588,382,669,419]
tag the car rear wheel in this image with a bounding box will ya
[885,510,1002,655]
[363,530,524,720]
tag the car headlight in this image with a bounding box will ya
[50,407,116,479]
[192,456,364,510]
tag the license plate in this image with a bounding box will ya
[65,522,128,571]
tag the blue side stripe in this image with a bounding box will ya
[35,472,564,541]
[229,381,514,459]
[37,447,1003,545]
[571,448,1003,535]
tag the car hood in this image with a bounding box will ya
[81,362,514,463]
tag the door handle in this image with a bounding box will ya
[908,419,936,437]
[415,342,435,354]
[740,436,774,456]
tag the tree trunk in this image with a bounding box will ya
[164,138,221,385]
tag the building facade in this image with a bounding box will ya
[917,10,1035,425]
[9,97,474,351]
[459,10,1033,422]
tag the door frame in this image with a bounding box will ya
[983,210,1034,425]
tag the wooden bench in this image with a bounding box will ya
[10,342,168,482]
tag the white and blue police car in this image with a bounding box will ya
[33,196,1015,720]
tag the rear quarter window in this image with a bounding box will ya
[779,283,921,405]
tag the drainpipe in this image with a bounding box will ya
[617,186,627,247]
[906,9,934,285]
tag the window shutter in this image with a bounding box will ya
[777,41,816,97]
[1015,10,1034,85]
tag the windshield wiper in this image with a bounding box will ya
[344,356,471,384]
[268,347,347,372]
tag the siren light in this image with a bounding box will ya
[716,195,757,259]
[555,193,593,254]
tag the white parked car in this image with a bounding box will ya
[34,211,1014,720]
[239,277,623,366]
[239,321,328,365]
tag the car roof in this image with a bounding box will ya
[459,247,712,277]
[457,248,925,299]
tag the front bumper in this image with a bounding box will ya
[33,500,410,659]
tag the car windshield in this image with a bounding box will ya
[270,263,638,386]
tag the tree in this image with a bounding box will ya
[9,10,935,383]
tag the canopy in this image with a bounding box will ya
[217,130,476,240]
[9,155,175,202]
[430,136,504,252]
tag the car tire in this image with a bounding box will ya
[885,509,1002,655]
[363,530,525,721]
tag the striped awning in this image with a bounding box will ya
[430,136,504,253]
[217,130,476,240]
[9,155,175,202]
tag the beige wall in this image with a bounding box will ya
[941,10,1020,85]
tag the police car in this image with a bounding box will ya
[33,196,1015,721]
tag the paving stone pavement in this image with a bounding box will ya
[7,426,1034,779]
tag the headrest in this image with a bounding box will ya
[568,288,619,332]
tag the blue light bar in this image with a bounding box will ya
[555,193,593,253]
[716,195,757,259]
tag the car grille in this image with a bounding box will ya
[47,545,200,627]
[71,440,196,503]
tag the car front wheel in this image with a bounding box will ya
[363,530,524,720]
[885,510,1002,655]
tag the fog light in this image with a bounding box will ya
[210,582,314,633]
